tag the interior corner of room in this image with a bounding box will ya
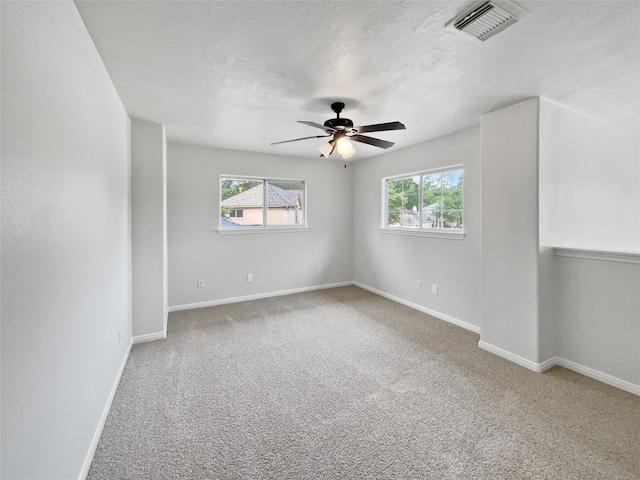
[2,1,639,479]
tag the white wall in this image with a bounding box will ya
[1,2,131,479]
[539,98,640,252]
[539,98,640,391]
[554,253,640,390]
[131,118,168,341]
[480,98,541,364]
[167,144,353,308]
[352,128,482,330]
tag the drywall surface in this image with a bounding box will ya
[167,144,353,307]
[480,98,540,363]
[539,98,640,252]
[554,253,640,387]
[352,128,481,329]
[1,2,131,479]
[537,246,557,363]
[131,118,168,339]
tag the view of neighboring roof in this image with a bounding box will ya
[220,217,242,228]
[221,183,301,208]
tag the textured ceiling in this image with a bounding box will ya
[75,0,640,159]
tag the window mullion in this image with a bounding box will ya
[263,180,268,227]
[418,176,423,229]
[439,176,444,228]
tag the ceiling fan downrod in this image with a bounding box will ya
[331,102,345,118]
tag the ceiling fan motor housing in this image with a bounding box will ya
[325,101,355,132]
[324,117,354,131]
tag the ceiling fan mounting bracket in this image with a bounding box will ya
[330,102,345,116]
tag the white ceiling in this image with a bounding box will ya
[75,0,640,160]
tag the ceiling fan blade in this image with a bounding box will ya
[350,135,395,149]
[298,121,337,134]
[352,121,406,134]
[271,135,331,145]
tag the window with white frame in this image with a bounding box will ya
[383,166,463,232]
[220,177,305,230]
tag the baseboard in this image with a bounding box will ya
[133,331,167,344]
[477,343,640,397]
[168,281,354,313]
[79,339,132,480]
[553,357,640,397]
[354,281,480,334]
[537,356,558,372]
[478,340,545,372]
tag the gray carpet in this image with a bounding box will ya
[88,286,640,479]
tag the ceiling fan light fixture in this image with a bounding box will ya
[318,141,334,158]
[336,138,356,159]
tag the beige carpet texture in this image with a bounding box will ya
[88,286,640,479]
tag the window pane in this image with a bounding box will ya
[423,173,441,209]
[442,188,462,210]
[442,210,463,228]
[387,190,403,227]
[266,181,305,226]
[442,169,463,229]
[387,179,402,227]
[220,178,263,228]
[387,177,419,228]
[443,169,463,190]
[384,167,463,232]
[402,177,420,211]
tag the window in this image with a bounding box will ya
[383,166,463,235]
[220,176,305,230]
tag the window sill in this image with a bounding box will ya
[217,226,309,235]
[379,227,466,240]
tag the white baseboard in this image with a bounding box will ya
[79,339,132,480]
[354,281,480,334]
[537,356,558,372]
[478,340,545,372]
[133,331,167,344]
[553,357,640,397]
[478,342,640,397]
[168,281,353,313]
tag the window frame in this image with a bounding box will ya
[381,165,465,240]
[218,175,308,234]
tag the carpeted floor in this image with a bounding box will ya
[88,286,640,479]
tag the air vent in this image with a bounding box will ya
[445,0,528,41]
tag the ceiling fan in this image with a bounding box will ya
[271,102,406,159]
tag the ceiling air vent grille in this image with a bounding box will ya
[446,0,528,41]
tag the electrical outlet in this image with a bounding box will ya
[318,266,323,274]
[432,284,438,295]
[416,280,422,290]
[197,279,205,288]
[247,273,253,282]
